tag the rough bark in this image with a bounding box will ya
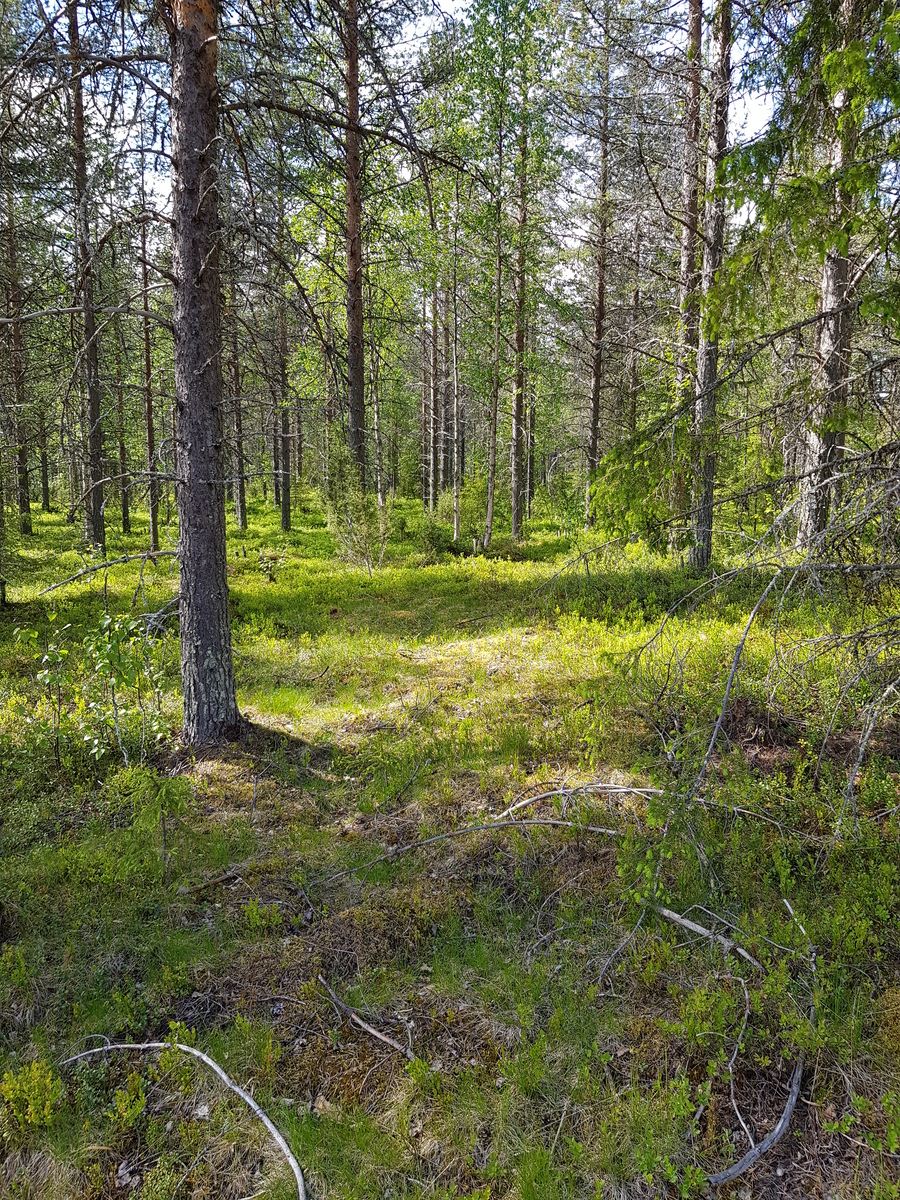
[344,0,365,483]
[69,0,104,552]
[689,0,731,571]
[170,0,241,744]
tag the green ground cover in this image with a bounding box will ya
[1,498,899,1198]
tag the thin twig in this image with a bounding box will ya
[317,975,414,1061]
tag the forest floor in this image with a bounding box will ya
[1,495,899,1199]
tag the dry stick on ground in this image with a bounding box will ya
[497,782,662,821]
[59,1041,306,1200]
[317,974,415,1061]
[653,906,762,970]
[706,1056,804,1187]
[176,868,243,896]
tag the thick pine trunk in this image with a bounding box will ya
[344,0,366,483]
[171,0,240,744]
[69,1,104,552]
[689,0,731,571]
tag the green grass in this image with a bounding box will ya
[1,493,899,1197]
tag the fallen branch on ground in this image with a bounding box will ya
[497,782,662,821]
[317,974,414,1060]
[653,906,762,970]
[59,1041,306,1200]
[706,1055,803,1186]
[177,868,242,896]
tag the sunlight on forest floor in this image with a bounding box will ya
[1,499,899,1199]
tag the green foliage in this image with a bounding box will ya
[0,1060,65,1136]
[107,1070,146,1131]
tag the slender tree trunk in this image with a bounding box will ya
[511,119,528,540]
[526,395,536,517]
[279,302,291,532]
[295,397,303,484]
[4,164,32,535]
[38,409,50,511]
[344,0,365,483]
[585,3,609,525]
[117,379,130,534]
[429,290,439,509]
[677,0,702,395]
[170,0,240,743]
[69,0,104,552]
[371,339,385,507]
[421,293,428,512]
[441,290,451,492]
[689,0,732,571]
[483,138,503,550]
[628,226,641,436]
[272,397,281,507]
[226,270,247,530]
[141,214,160,550]
[452,201,461,541]
[796,0,857,549]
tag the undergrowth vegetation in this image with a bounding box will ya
[1,497,899,1198]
